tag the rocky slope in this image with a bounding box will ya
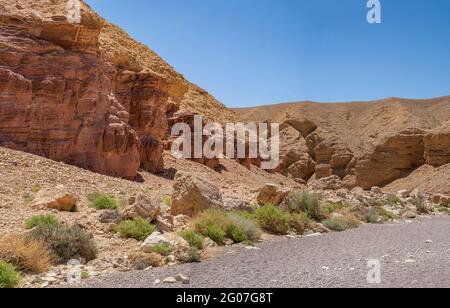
[0,0,235,180]
[235,96,450,192]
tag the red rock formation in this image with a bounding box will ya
[0,0,236,179]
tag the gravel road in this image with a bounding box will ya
[81,216,450,288]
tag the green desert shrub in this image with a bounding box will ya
[188,247,201,263]
[91,195,119,210]
[255,204,290,235]
[0,261,21,289]
[193,209,231,244]
[147,243,173,256]
[323,215,360,232]
[179,230,205,250]
[411,197,431,214]
[25,214,59,230]
[27,225,97,264]
[288,212,313,234]
[388,195,404,206]
[365,208,381,224]
[283,191,323,221]
[114,218,155,241]
[226,213,261,243]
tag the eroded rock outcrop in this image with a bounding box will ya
[356,129,426,189]
[0,0,236,179]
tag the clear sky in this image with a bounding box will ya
[85,0,450,107]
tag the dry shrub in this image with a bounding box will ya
[0,234,52,273]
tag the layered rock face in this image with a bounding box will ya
[236,97,450,190]
[0,0,235,179]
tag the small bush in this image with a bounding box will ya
[321,201,352,216]
[388,195,404,206]
[365,208,380,224]
[188,247,201,263]
[147,243,173,256]
[323,216,348,232]
[81,271,90,280]
[412,197,430,214]
[0,261,21,289]
[289,212,313,234]
[0,234,52,273]
[28,225,97,264]
[193,209,231,244]
[25,214,59,230]
[283,191,323,221]
[114,218,155,241]
[227,213,261,243]
[163,196,172,207]
[91,195,119,210]
[255,204,290,235]
[323,215,360,232]
[203,224,226,244]
[180,230,205,250]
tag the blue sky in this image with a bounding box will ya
[86,0,450,107]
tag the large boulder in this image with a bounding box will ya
[171,172,223,217]
[257,183,290,205]
[31,185,77,212]
[122,194,160,221]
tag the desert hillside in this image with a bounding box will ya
[235,96,450,191]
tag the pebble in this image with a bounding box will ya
[404,259,416,264]
[154,279,161,285]
[175,274,190,284]
[163,276,177,284]
[425,240,433,244]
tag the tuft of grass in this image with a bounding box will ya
[0,234,52,274]
[22,193,34,204]
[0,261,21,289]
[91,195,119,210]
[255,204,290,235]
[31,184,42,193]
[365,208,380,224]
[81,271,90,280]
[388,195,404,206]
[180,230,205,250]
[283,191,323,221]
[163,196,172,208]
[188,247,201,263]
[114,218,155,241]
[147,243,173,256]
[25,214,59,230]
[411,197,431,214]
[28,225,97,264]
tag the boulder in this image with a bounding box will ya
[256,183,290,205]
[223,198,255,212]
[122,194,160,221]
[98,210,122,224]
[31,185,76,212]
[171,172,223,217]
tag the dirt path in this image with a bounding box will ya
[80,216,450,288]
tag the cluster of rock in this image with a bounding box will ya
[275,120,450,191]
